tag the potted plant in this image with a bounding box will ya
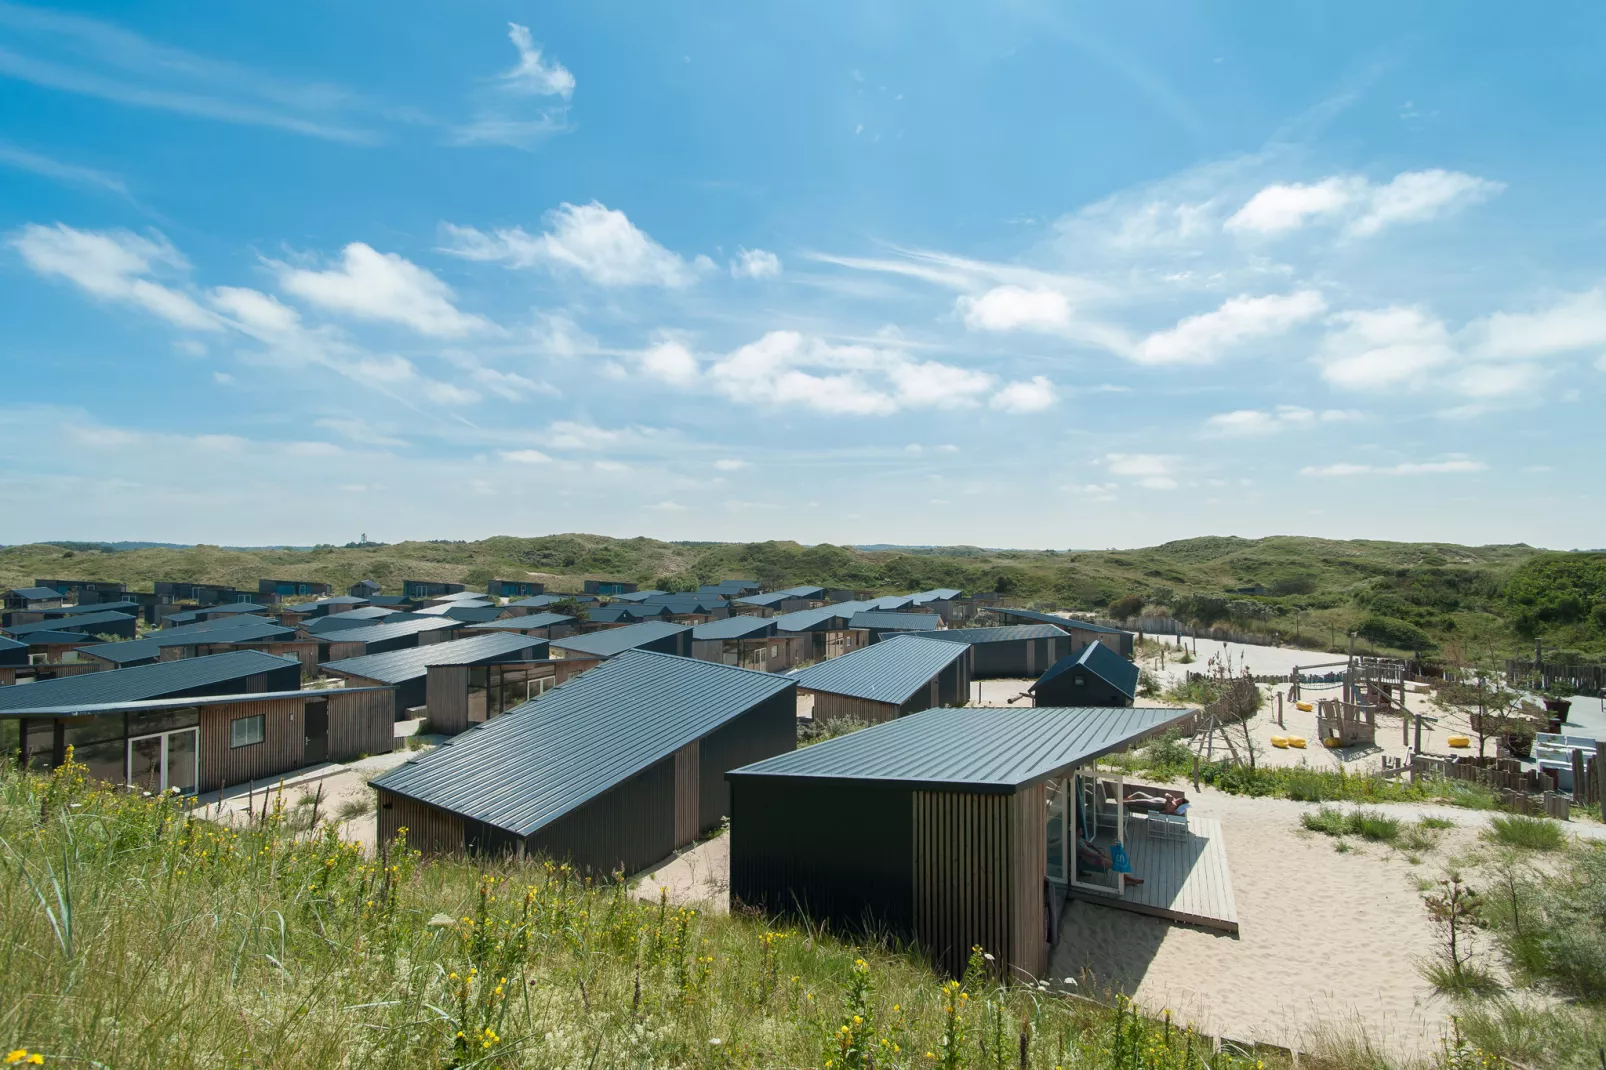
[1542,683,1575,721]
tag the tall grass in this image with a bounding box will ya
[1,756,1285,1069]
[1198,761,1501,810]
[1300,807,1401,843]
[1484,815,1563,851]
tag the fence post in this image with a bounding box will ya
[1597,743,1606,822]
[1572,750,1587,803]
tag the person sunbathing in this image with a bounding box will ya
[1124,789,1188,815]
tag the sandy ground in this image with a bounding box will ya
[1052,786,1476,1059]
[634,833,731,913]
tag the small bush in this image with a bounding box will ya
[1299,806,1399,843]
[1301,807,1349,836]
[336,797,374,821]
[1419,815,1455,829]
[1487,814,1563,851]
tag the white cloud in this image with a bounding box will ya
[420,380,480,406]
[501,23,574,98]
[958,285,1071,332]
[1318,307,1455,391]
[1105,453,1180,490]
[316,417,406,448]
[730,247,782,279]
[646,500,688,512]
[499,449,551,464]
[1202,405,1356,436]
[1350,170,1503,237]
[1473,287,1606,360]
[442,350,555,400]
[1225,177,1356,234]
[275,243,489,337]
[989,376,1058,413]
[1134,290,1325,365]
[10,223,219,330]
[440,203,702,287]
[883,359,995,410]
[1227,170,1501,238]
[1302,458,1487,477]
[713,458,750,471]
[635,338,701,385]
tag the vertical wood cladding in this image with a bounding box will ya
[325,688,395,760]
[814,693,900,724]
[673,742,700,848]
[695,689,796,830]
[197,697,305,794]
[523,756,676,876]
[426,665,470,734]
[912,786,1046,981]
[377,789,465,855]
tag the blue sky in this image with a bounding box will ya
[2,2,1603,549]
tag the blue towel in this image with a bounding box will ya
[1109,842,1131,874]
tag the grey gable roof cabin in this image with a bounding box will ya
[788,634,972,721]
[372,650,797,871]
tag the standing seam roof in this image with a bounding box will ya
[321,632,546,683]
[0,650,300,711]
[370,649,796,835]
[5,611,136,636]
[789,635,968,705]
[728,705,1189,788]
[551,621,691,657]
[846,611,942,631]
[692,616,778,640]
[994,607,1125,634]
[908,624,1070,645]
[317,618,462,644]
[1031,640,1140,698]
[464,613,575,632]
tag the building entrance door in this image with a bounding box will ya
[127,727,199,795]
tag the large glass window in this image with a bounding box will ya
[129,708,200,736]
[229,715,265,748]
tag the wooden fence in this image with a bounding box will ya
[1409,754,1577,819]
[1505,659,1606,695]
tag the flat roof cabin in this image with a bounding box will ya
[727,704,1189,979]
[583,579,638,596]
[402,580,466,600]
[371,650,797,870]
[487,579,545,598]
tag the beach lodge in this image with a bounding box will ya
[463,612,577,640]
[848,610,943,643]
[258,578,332,602]
[910,623,1073,678]
[730,586,826,615]
[371,650,796,868]
[4,586,66,613]
[691,614,808,672]
[989,607,1137,658]
[319,631,572,730]
[5,610,138,642]
[726,703,1233,980]
[33,580,128,605]
[773,603,873,660]
[402,580,466,600]
[1029,640,1139,707]
[791,634,972,723]
[487,579,545,598]
[314,617,463,660]
[504,593,595,615]
[550,620,693,659]
[583,579,638,596]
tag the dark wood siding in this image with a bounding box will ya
[673,741,699,848]
[197,697,305,794]
[325,688,395,760]
[426,665,470,734]
[814,693,901,724]
[696,688,796,829]
[1031,673,1131,708]
[729,777,914,934]
[377,788,465,855]
[523,756,676,875]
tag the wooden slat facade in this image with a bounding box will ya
[673,741,700,848]
[197,697,305,794]
[813,693,900,724]
[426,664,470,734]
[912,787,1047,981]
[325,688,395,761]
[377,788,465,855]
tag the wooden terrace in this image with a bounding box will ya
[1066,814,1239,934]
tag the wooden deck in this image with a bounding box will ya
[1066,815,1239,933]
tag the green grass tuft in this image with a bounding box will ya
[1487,814,1564,851]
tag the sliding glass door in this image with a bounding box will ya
[127,727,199,796]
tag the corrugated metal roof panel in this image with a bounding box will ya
[371,649,795,836]
[774,600,877,632]
[1031,640,1140,698]
[847,611,943,631]
[909,588,963,603]
[732,586,824,607]
[313,617,461,644]
[0,650,300,711]
[159,614,278,636]
[789,635,968,704]
[5,611,136,636]
[994,607,1126,634]
[693,616,778,640]
[78,638,161,664]
[321,632,546,683]
[729,704,1189,789]
[144,619,295,646]
[551,621,692,658]
[0,686,390,717]
[908,624,1070,644]
[464,613,575,632]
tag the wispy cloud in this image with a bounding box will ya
[0,3,382,142]
[1301,458,1487,477]
[451,22,574,148]
[0,142,127,196]
[442,202,708,287]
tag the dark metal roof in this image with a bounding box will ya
[300,606,396,631]
[464,613,575,632]
[847,611,943,632]
[0,686,390,718]
[19,629,96,645]
[416,599,493,616]
[7,587,63,600]
[693,615,779,640]
[550,621,691,658]
[77,638,161,664]
[789,635,969,704]
[774,600,877,632]
[865,595,916,611]
[46,600,141,617]
[317,617,462,645]
[729,704,1190,791]
[909,588,963,603]
[137,619,296,647]
[1031,640,1140,699]
[199,602,272,615]
[585,604,667,624]
[909,624,1070,645]
[427,591,489,603]
[0,636,26,652]
[371,649,796,836]
[644,596,727,614]
[609,590,666,603]
[732,586,824,608]
[159,614,279,636]
[321,632,546,683]
[444,605,505,623]
[6,611,136,636]
[0,650,300,712]
[506,594,596,608]
[994,607,1126,634]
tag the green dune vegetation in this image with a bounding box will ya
[8,533,1606,659]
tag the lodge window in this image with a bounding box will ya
[230,714,266,748]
